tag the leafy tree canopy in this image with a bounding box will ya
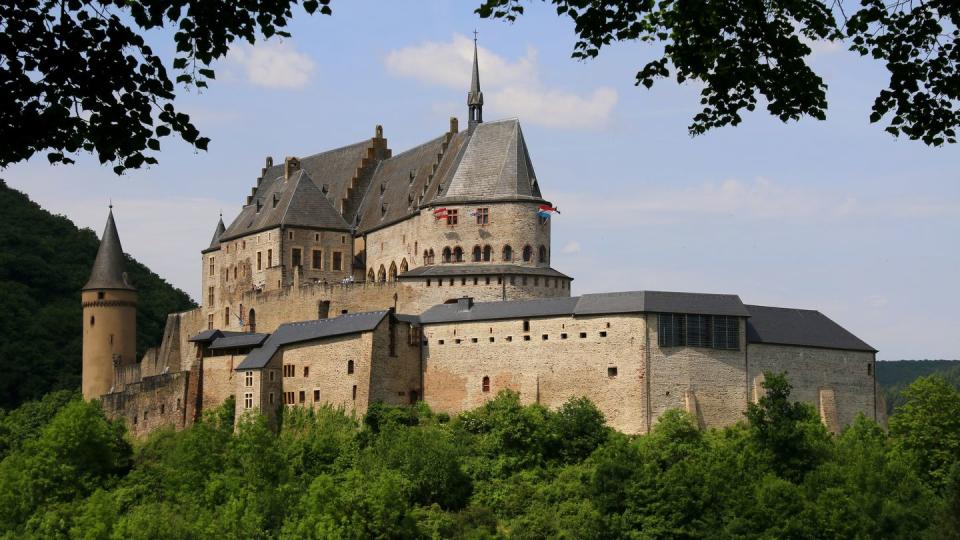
[477,0,960,146]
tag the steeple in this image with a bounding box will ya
[467,31,483,132]
[83,207,135,291]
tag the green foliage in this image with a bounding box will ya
[877,360,960,415]
[477,0,960,146]
[0,182,196,410]
[889,375,960,491]
[0,0,332,173]
[0,380,956,538]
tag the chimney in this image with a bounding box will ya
[457,296,474,312]
[449,116,459,134]
[284,156,300,180]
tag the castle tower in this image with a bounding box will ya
[81,207,137,400]
[467,34,483,132]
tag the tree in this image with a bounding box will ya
[0,0,332,174]
[477,0,960,146]
[889,375,960,491]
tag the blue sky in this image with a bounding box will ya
[4,1,958,359]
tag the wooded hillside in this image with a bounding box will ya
[0,181,196,410]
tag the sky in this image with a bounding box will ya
[4,1,959,360]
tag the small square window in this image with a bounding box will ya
[561,333,568,339]
[489,337,495,343]
[455,339,462,344]
[542,334,549,341]
[608,367,618,377]
[580,332,587,338]
[471,337,478,343]
[523,335,531,341]
[438,339,445,345]
[506,336,513,342]
[599,331,607,338]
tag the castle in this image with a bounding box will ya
[82,41,882,436]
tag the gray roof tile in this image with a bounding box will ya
[209,333,270,350]
[236,310,389,370]
[399,264,570,279]
[745,305,876,352]
[84,210,135,291]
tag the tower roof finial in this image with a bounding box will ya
[468,32,483,131]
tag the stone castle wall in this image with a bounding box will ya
[100,372,190,437]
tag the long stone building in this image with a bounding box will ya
[82,41,882,436]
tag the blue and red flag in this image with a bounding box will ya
[537,204,559,219]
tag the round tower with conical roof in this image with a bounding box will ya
[82,207,137,400]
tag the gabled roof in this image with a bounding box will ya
[84,209,135,291]
[418,290,748,324]
[399,264,570,279]
[435,119,544,203]
[745,305,876,352]
[188,329,249,343]
[221,169,351,241]
[355,131,468,232]
[236,310,390,370]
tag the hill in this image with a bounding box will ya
[0,181,196,410]
[877,360,960,414]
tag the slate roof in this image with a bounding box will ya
[745,305,876,352]
[399,264,570,279]
[84,209,135,291]
[355,131,468,232]
[418,290,748,324]
[188,329,249,343]
[209,333,270,350]
[203,217,226,254]
[236,310,390,370]
[435,119,544,203]
[221,169,351,241]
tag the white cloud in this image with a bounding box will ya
[227,40,316,89]
[560,241,581,254]
[552,177,960,227]
[385,34,617,129]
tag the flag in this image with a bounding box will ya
[537,211,551,219]
[433,207,448,220]
[538,204,560,214]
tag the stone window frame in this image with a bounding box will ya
[475,207,490,225]
[482,376,490,393]
[244,371,253,387]
[243,392,253,410]
[312,249,322,270]
[502,245,513,262]
[522,245,533,262]
[209,256,215,276]
[332,251,343,271]
[446,208,459,226]
[347,360,355,375]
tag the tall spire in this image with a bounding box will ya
[83,207,135,291]
[207,214,226,251]
[467,31,483,132]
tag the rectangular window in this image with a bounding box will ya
[608,367,618,377]
[269,392,274,405]
[475,207,489,225]
[269,370,275,382]
[352,385,357,400]
[314,389,320,401]
[245,371,253,387]
[267,249,273,268]
[207,286,214,305]
[299,391,305,403]
[312,250,322,269]
[283,364,295,377]
[333,252,342,271]
[303,366,309,377]
[292,248,302,267]
[658,314,740,350]
[446,209,459,226]
[209,257,215,276]
[244,393,253,410]
[257,252,262,270]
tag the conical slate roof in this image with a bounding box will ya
[207,217,226,251]
[83,209,135,291]
[468,40,483,106]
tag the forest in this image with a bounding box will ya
[0,181,196,409]
[0,373,957,539]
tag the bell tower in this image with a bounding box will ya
[81,206,137,400]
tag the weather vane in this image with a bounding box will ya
[473,29,478,43]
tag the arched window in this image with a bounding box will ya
[502,245,513,261]
[538,245,547,263]
[367,268,375,282]
[428,249,435,265]
[248,309,256,333]
[377,265,386,282]
[472,245,482,262]
[400,259,408,274]
[482,376,490,393]
[483,245,492,262]
[453,246,463,262]
[423,250,430,265]
[389,262,398,281]
[442,247,452,263]
[347,360,354,374]
[522,245,533,262]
